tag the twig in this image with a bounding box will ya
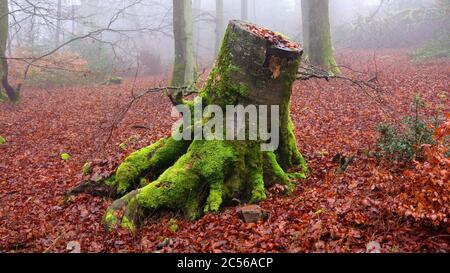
[296,63,395,115]
[101,70,205,149]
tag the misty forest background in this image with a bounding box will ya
[0,0,448,89]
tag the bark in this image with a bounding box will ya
[0,0,19,102]
[71,21,308,231]
[193,0,201,62]
[171,0,196,87]
[71,5,76,36]
[302,0,340,75]
[301,0,310,54]
[56,0,62,48]
[215,0,224,55]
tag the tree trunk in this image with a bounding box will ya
[193,0,201,63]
[71,4,76,36]
[241,0,248,21]
[215,0,224,55]
[56,0,62,48]
[302,0,340,75]
[71,21,308,231]
[171,0,196,87]
[300,0,310,54]
[0,0,19,102]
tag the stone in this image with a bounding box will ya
[237,205,268,223]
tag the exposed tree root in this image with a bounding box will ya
[103,140,304,231]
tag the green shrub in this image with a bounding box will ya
[412,34,450,62]
[0,89,7,101]
[168,218,179,233]
[376,94,437,162]
[104,76,123,85]
[69,39,114,81]
[82,162,92,175]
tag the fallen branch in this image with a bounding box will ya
[296,63,395,115]
[101,70,204,148]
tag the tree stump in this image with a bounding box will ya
[71,21,308,231]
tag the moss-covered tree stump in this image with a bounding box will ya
[71,21,308,231]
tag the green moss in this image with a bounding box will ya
[121,216,136,231]
[118,135,139,150]
[119,142,128,150]
[263,151,296,192]
[82,162,92,175]
[246,143,267,203]
[307,1,340,75]
[315,208,325,216]
[0,135,5,145]
[104,174,117,187]
[200,27,248,107]
[171,62,185,87]
[136,155,200,210]
[0,92,6,102]
[204,180,223,213]
[237,83,249,97]
[105,76,123,85]
[222,173,246,201]
[104,190,142,231]
[184,193,201,220]
[250,174,266,203]
[275,58,309,176]
[168,218,179,233]
[139,177,150,187]
[104,210,119,230]
[287,172,306,180]
[191,140,234,179]
[114,139,273,223]
[115,137,190,195]
[60,152,71,161]
[136,140,233,215]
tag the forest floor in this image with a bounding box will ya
[0,49,449,253]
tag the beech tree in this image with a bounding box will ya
[55,0,62,47]
[171,0,196,87]
[215,0,224,55]
[301,0,340,75]
[0,0,19,102]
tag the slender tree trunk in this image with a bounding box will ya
[6,0,11,55]
[78,0,98,35]
[6,22,11,56]
[193,0,201,64]
[301,0,310,54]
[0,0,19,102]
[215,0,224,55]
[71,5,76,36]
[56,0,62,48]
[71,21,308,231]
[171,0,196,88]
[241,0,248,21]
[302,0,340,75]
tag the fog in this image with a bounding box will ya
[5,0,447,79]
